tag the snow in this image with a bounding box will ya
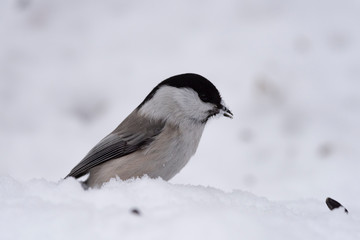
[1,176,359,240]
[1,0,360,239]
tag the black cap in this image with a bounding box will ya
[138,73,222,109]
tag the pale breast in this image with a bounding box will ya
[86,122,205,187]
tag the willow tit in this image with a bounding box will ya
[66,73,233,188]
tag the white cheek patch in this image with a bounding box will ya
[139,86,215,124]
[175,88,214,117]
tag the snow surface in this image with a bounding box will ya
[1,0,360,239]
[1,176,359,240]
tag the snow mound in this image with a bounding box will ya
[1,176,358,240]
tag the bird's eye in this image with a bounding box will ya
[199,93,209,102]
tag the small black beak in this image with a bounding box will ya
[220,105,233,119]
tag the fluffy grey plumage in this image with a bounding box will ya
[66,73,232,188]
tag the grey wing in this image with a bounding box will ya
[66,112,165,179]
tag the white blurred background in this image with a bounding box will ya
[1,0,359,202]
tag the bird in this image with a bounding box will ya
[65,73,233,188]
